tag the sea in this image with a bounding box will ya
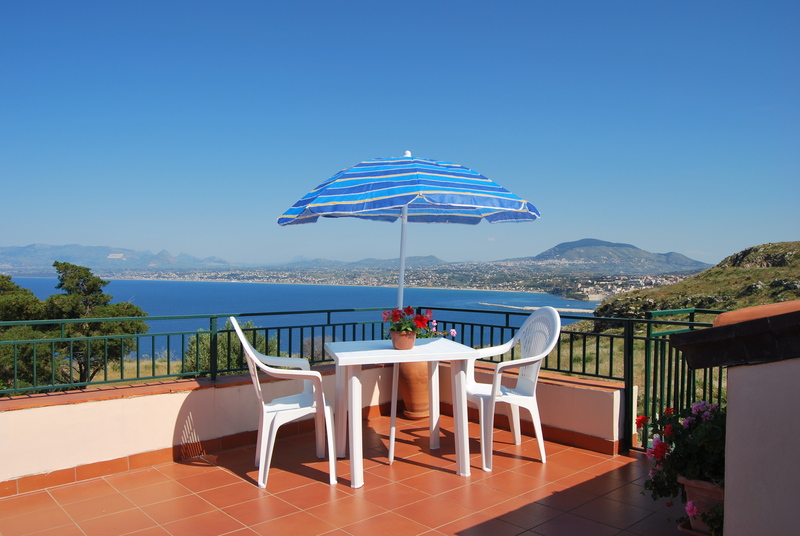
[12,278,598,333]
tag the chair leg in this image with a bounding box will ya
[478,398,494,472]
[255,412,264,468]
[528,400,546,463]
[258,415,279,489]
[324,404,337,485]
[388,362,399,464]
[314,410,326,459]
[506,403,522,445]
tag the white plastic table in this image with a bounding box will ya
[324,337,480,488]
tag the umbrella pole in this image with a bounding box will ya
[397,205,408,308]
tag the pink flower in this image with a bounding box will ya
[702,411,713,421]
[682,416,696,429]
[431,320,438,331]
[685,501,698,517]
[450,328,457,337]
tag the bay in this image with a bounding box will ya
[12,278,597,333]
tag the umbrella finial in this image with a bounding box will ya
[404,150,412,157]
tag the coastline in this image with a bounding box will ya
[479,302,596,314]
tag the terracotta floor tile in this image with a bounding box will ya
[401,469,468,495]
[23,523,88,536]
[306,495,388,527]
[249,510,336,536]
[570,496,653,529]
[48,478,120,505]
[546,449,608,471]
[174,467,242,492]
[528,512,620,536]
[0,490,58,519]
[76,507,159,536]
[272,481,352,510]
[360,481,431,509]
[525,484,597,512]
[435,511,518,536]
[153,459,218,480]
[394,496,475,529]
[140,494,217,524]
[160,510,245,536]
[105,468,172,492]
[479,496,563,530]
[221,495,300,526]
[121,479,193,507]
[196,480,270,509]
[60,492,137,522]
[479,469,548,496]
[343,510,431,536]
[437,482,515,511]
[0,506,74,536]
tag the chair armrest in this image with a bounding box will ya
[474,338,515,360]
[257,364,322,383]
[255,354,311,370]
[494,352,547,373]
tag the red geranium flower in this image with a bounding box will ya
[653,441,669,461]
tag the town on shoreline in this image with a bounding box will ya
[59,266,691,304]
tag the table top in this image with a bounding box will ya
[325,337,479,366]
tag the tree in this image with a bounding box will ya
[0,276,51,390]
[0,263,150,392]
[184,319,283,375]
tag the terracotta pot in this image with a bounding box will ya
[398,361,429,419]
[390,330,416,350]
[677,519,709,536]
[678,475,724,535]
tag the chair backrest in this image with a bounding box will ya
[229,317,313,404]
[511,307,561,395]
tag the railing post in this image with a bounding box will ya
[622,319,636,452]
[210,317,218,381]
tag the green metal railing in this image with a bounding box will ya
[0,306,727,450]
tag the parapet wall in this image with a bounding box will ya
[0,363,627,497]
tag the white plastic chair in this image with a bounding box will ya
[466,307,561,471]
[230,317,336,488]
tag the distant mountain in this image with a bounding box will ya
[0,244,234,272]
[508,238,711,275]
[0,240,708,277]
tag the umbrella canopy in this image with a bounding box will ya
[278,152,540,306]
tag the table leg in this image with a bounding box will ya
[347,366,364,488]
[388,362,399,464]
[334,363,348,459]
[450,360,471,477]
[428,361,440,450]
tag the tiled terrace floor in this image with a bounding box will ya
[0,414,681,536]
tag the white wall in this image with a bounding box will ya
[725,358,800,535]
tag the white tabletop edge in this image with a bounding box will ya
[324,338,479,366]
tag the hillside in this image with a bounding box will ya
[595,241,800,320]
[513,238,711,275]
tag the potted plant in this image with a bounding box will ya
[638,401,726,535]
[381,307,457,418]
[382,306,430,349]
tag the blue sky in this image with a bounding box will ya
[2,1,797,266]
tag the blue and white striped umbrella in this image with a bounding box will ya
[278,152,541,306]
